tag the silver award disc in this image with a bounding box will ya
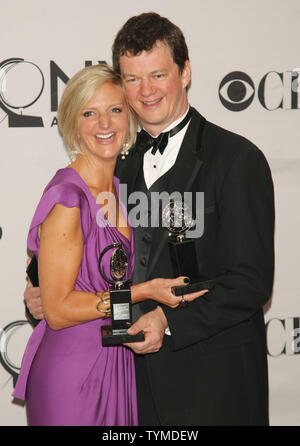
[110,247,128,281]
[162,199,194,234]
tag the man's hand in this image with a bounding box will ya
[24,281,44,321]
[124,306,167,354]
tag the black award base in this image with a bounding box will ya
[101,326,144,346]
[169,237,200,280]
[169,238,215,295]
[101,288,145,346]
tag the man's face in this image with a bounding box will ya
[120,42,191,136]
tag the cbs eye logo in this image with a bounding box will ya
[0,58,44,127]
[219,71,255,111]
[219,70,300,111]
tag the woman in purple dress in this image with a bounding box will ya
[13,64,189,426]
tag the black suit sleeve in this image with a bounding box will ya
[163,145,275,351]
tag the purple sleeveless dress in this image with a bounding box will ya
[13,167,138,426]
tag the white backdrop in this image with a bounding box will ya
[0,0,299,426]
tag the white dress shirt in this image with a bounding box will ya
[143,107,191,189]
[142,106,191,335]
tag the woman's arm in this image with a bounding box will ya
[131,279,208,308]
[37,203,207,330]
[38,203,109,330]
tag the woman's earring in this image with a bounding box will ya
[120,141,129,160]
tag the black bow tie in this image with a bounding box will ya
[136,108,193,156]
[136,130,169,155]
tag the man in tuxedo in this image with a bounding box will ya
[24,12,274,425]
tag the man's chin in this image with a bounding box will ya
[138,114,169,133]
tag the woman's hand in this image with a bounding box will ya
[131,277,209,308]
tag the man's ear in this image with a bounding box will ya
[181,60,191,89]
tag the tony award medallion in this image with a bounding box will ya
[162,199,214,301]
[99,242,144,346]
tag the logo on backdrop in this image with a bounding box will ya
[266,317,300,357]
[0,316,299,388]
[0,320,30,387]
[0,58,105,127]
[219,70,300,111]
[0,58,45,127]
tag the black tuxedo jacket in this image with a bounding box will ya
[116,107,275,426]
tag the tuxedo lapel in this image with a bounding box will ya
[165,111,205,194]
[116,145,144,214]
[146,110,206,279]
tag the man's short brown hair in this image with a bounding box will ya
[112,12,189,75]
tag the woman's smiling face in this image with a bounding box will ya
[78,81,129,163]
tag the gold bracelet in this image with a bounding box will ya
[96,291,110,304]
[96,301,111,314]
[96,291,111,316]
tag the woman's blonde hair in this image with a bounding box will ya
[57,63,137,159]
